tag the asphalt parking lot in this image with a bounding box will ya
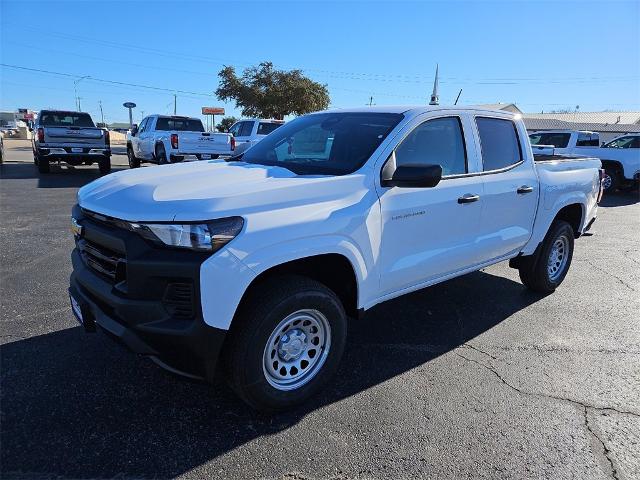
[1,138,639,480]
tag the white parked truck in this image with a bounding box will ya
[228,118,284,154]
[126,115,235,168]
[529,130,639,191]
[70,106,603,411]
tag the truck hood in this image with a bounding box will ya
[78,160,368,222]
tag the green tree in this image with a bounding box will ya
[215,62,330,120]
[216,116,238,132]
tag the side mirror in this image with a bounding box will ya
[382,163,443,188]
[130,124,138,136]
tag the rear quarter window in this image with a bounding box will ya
[476,117,522,171]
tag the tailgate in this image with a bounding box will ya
[178,132,232,154]
[44,127,105,145]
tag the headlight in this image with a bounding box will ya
[131,217,244,252]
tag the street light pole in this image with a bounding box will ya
[73,75,90,111]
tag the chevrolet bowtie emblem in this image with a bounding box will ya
[71,217,83,237]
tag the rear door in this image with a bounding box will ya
[230,121,254,148]
[138,117,156,159]
[377,112,488,295]
[473,116,538,259]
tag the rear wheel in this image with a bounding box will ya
[155,144,168,164]
[127,146,140,168]
[98,157,111,175]
[223,275,347,412]
[602,167,621,193]
[37,156,50,173]
[519,220,574,293]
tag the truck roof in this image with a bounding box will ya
[319,105,521,118]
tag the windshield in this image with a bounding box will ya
[528,132,571,148]
[240,112,403,175]
[40,112,95,127]
[155,117,205,132]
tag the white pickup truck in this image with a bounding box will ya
[126,115,234,168]
[69,106,602,411]
[228,118,284,154]
[529,130,640,191]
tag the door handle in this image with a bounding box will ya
[458,194,480,204]
[517,185,534,194]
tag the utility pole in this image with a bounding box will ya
[99,100,104,126]
[77,97,82,111]
[173,94,177,115]
[368,96,375,106]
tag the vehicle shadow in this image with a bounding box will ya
[600,190,639,207]
[0,162,128,189]
[0,270,544,478]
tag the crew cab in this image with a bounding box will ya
[529,130,639,191]
[126,115,235,168]
[32,110,111,174]
[69,106,602,411]
[228,118,285,154]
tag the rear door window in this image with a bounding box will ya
[238,121,253,137]
[257,122,282,135]
[476,117,522,171]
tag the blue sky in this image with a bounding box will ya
[1,0,639,125]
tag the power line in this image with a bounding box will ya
[0,63,215,98]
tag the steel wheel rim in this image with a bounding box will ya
[262,309,331,391]
[547,235,569,281]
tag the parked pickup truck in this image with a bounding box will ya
[126,115,235,168]
[228,118,284,154]
[69,106,602,411]
[32,110,111,174]
[529,130,639,192]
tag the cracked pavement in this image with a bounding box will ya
[1,140,639,479]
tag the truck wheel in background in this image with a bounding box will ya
[98,157,111,175]
[36,156,50,174]
[222,275,347,412]
[127,146,141,168]
[518,220,574,293]
[602,167,620,193]
[155,144,168,164]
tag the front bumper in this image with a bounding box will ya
[68,206,226,381]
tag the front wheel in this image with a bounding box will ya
[222,275,347,412]
[519,220,574,293]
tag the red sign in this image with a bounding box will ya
[201,107,225,115]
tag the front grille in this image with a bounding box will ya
[163,283,195,319]
[78,238,126,283]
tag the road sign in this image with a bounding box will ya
[123,102,137,109]
[202,107,225,115]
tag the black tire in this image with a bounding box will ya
[98,157,111,175]
[519,220,574,293]
[33,152,39,165]
[127,146,140,168]
[155,144,168,164]
[222,275,347,412]
[602,167,621,193]
[37,156,50,173]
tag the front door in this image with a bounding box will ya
[377,114,487,296]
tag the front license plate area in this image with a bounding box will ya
[71,147,83,153]
[69,292,96,332]
[200,154,211,160]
